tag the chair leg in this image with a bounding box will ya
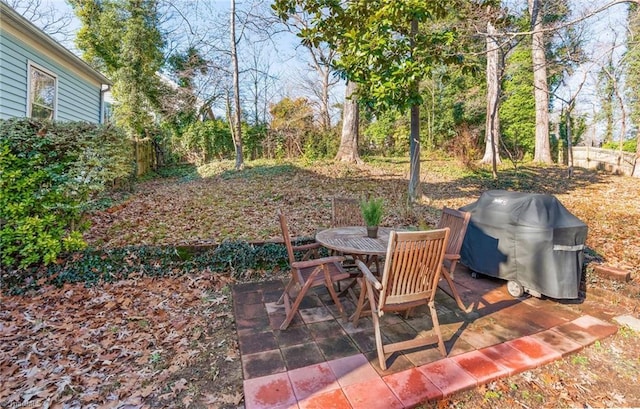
[280,275,316,330]
[277,278,296,305]
[440,266,471,313]
[366,281,387,370]
[322,267,346,321]
[350,277,368,327]
[428,300,446,357]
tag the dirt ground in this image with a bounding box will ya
[1,159,639,408]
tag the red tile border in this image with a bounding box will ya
[531,329,584,357]
[297,388,352,409]
[341,377,403,409]
[288,362,339,401]
[450,350,510,385]
[553,315,618,347]
[383,367,443,406]
[244,372,297,409]
[506,336,562,367]
[478,342,535,375]
[417,358,477,397]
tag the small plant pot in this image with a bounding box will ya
[366,226,378,238]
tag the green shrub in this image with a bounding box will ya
[176,119,233,164]
[0,119,133,269]
[601,139,637,153]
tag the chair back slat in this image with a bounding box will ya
[278,210,296,264]
[379,229,449,308]
[331,197,364,227]
[437,207,470,256]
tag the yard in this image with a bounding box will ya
[1,157,639,408]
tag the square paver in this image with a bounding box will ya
[342,377,403,409]
[239,330,278,355]
[288,362,339,401]
[307,320,347,340]
[297,388,351,409]
[364,350,414,376]
[236,302,269,320]
[299,306,335,324]
[478,342,536,375]
[269,312,304,330]
[552,315,618,347]
[383,367,443,406]
[417,358,477,397]
[244,372,296,409]
[281,343,326,370]
[275,326,312,348]
[379,322,419,344]
[451,350,510,385]
[242,349,287,379]
[263,289,284,304]
[236,316,272,334]
[316,334,359,361]
[327,354,379,387]
[402,344,446,367]
[348,330,377,353]
[235,291,264,305]
[531,328,584,357]
[506,336,562,367]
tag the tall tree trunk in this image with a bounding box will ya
[529,0,552,164]
[566,106,574,178]
[407,18,421,203]
[321,68,331,130]
[335,81,362,163]
[633,131,640,177]
[230,0,243,170]
[482,21,502,177]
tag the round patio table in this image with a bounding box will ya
[315,226,393,257]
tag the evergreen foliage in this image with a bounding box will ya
[71,0,165,138]
[0,119,133,269]
[500,43,536,160]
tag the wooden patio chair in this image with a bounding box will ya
[276,209,352,330]
[331,197,364,228]
[331,196,382,275]
[436,207,472,313]
[354,228,450,370]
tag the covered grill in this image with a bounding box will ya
[460,190,588,299]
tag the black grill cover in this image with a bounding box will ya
[460,190,588,299]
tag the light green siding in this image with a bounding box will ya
[0,30,102,123]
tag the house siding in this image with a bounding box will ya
[0,29,102,123]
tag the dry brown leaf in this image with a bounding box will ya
[172,378,189,394]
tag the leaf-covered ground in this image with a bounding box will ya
[2,157,639,408]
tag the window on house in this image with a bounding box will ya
[28,63,57,120]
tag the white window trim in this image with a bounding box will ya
[27,61,58,120]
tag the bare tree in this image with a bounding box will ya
[9,0,76,47]
[230,0,244,170]
[528,0,553,163]
[243,43,279,125]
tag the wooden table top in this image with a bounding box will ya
[315,226,393,257]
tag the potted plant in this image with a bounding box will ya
[360,197,384,238]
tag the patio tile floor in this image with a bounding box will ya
[234,268,619,408]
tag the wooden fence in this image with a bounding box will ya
[133,138,156,176]
[569,146,637,176]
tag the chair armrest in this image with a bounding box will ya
[444,253,460,261]
[292,242,321,252]
[355,260,382,290]
[291,256,345,269]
